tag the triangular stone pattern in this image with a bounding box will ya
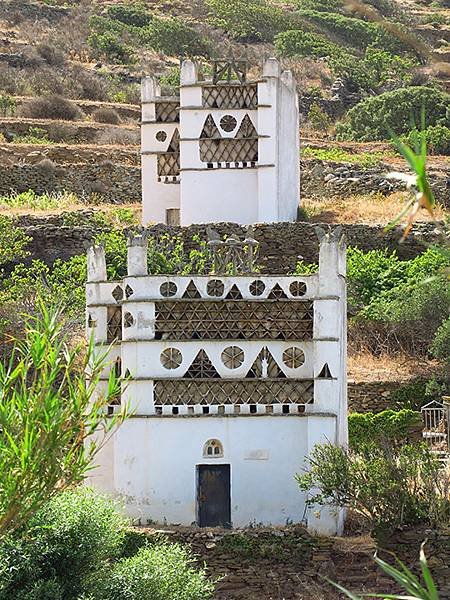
[200,114,221,139]
[318,363,333,378]
[246,347,285,379]
[185,349,220,379]
[225,284,243,300]
[268,283,288,299]
[236,114,257,139]
[182,280,201,299]
[167,128,180,152]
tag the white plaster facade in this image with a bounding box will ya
[86,231,347,535]
[141,58,300,226]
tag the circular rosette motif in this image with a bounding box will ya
[160,348,183,370]
[207,279,225,297]
[221,346,244,369]
[282,347,305,369]
[159,281,177,297]
[249,279,265,296]
[289,281,307,297]
[219,114,237,132]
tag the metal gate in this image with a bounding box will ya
[421,400,449,457]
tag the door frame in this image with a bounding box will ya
[196,463,232,528]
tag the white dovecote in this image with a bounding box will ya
[85,231,347,535]
[141,58,300,227]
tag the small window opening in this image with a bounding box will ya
[203,438,224,458]
[249,404,257,414]
[202,406,210,414]
[172,406,179,415]
[282,405,290,414]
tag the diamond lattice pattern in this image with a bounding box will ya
[154,379,314,406]
[202,85,258,109]
[155,101,179,123]
[155,300,313,341]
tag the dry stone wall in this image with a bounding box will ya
[0,163,141,203]
[13,215,443,271]
[136,524,450,600]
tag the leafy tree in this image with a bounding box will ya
[0,304,124,537]
[336,87,449,141]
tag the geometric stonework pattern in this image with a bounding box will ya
[155,101,179,123]
[246,347,285,378]
[157,129,180,176]
[202,84,258,109]
[221,346,245,369]
[154,300,314,341]
[200,138,258,164]
[199,113,258,163]
[153,379,314,406]
[185,349,220,378]
[160,348,183,369]
[107,306,122,342]
[282,347,305,369]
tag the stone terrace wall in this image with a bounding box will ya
[0,163,141,203]
[0,143,140,166]
[138,525,450,600]
[14,215,442,271]
[348,381,401,413]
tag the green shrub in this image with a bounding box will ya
[307,102,331,130]
[88,543,214,600]
[206,0,295,42]
[430,317,450,363]
[0,216,30,265]
[348,409,422,450]
[297,443,450,536]
[347,247,408,308]
[275,29,343,58]
[302,146,387,165]
[404,124,450,155]
[107,2,151,27]
[88,31,134,63]
[296,8,404,52]
[0,488,128,600]
[0,93,16,117]
[12,126,53,144]
[336,87,449,141]
[139,16,209,57]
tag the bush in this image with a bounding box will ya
[430,317,450,363]
[36,43,65,66]
[92,107,121,124]
[206,0,295,42]
[307,102,331,130]
[275,29,344,59]
[297,443,450,537]
[0,216,30,265]
[20,95,82,121]
[139,16,210,57]
[348,409,422,450]
[404,124,450,155]
[107,2,151,27]
[88,30,134,63]
[296,8,404,52]
[88,543,214,600]
[336,86,449,141]
[0,488,128,600]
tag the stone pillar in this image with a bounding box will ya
[87,244,106,283]
[127,232,148,276]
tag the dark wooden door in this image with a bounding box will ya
[197,465,231,528]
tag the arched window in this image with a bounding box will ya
[203,439,223,458]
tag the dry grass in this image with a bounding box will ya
[347,350,441,383]
[303,192,448,225]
